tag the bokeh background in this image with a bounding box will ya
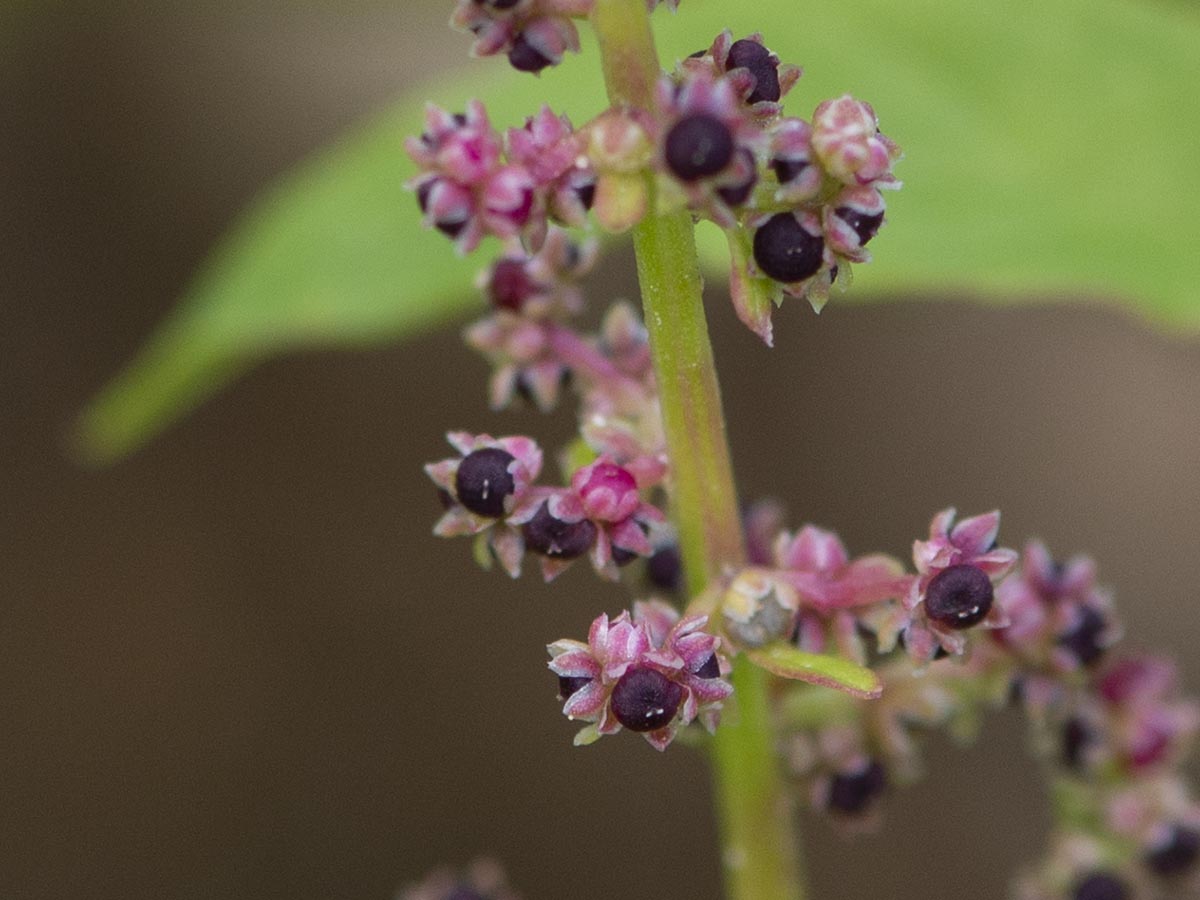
[3,3,1199,899]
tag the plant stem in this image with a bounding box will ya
[589,4,806,899]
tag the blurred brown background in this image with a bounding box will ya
[3,4,1199,899]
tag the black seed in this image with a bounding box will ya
[696,654,721,679]
[416,180,435,213]
[436,217,467,239]
[1057,606,1109,666]
[752,214,824,283]
[924,564,994,630]
[664,113,735,182]
[574,180,596,211]
[488,258,536,311]
[454,447,516,518]
[508,33,552,73]
[932,644,950,660]
[521,502,596,559]
[1008,676,1025,706]
[1062,717,1093,770]
[1072,872,1129,900]
[828,760,887,815]
[770,157,809,185]
[646,545,682,592]
[1146,825,1200,877]
[716,148,758,207]
[610,545,639,567]
[836,207,884,246]
[727,39,781,104]
[557,674,592,701]
[611,667,684,732]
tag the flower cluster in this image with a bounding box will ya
[427,434,666,582]
[450,0,592,74]
[408,28,900,346]
[406,103,594,254]
[410,4,1197,899]
[547,600,732,750]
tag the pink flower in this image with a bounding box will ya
[993,541,1121,672]
[515,456,665,581]
[424,432,546,576]
[406,101,544,254]
[547,601,732,750]
[652,70,765,227]
[810,95,901,187]
[901,508,1017,660]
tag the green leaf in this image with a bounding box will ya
[79,0,1200,461]
[746,642,883,699]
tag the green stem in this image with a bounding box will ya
[589,4,806,899]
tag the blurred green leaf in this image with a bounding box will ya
[79,0,1200,461]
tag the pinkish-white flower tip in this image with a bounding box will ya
[400,858,520,900]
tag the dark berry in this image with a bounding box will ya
[695,654,721,679]
[646,545,682,592]
[727,39,781,104]
[610,545,640,567]
[417,180,434,213]
[574,180,596,212]
[752,214,824,283]
[488,259,537,311]
[454,447,516,518]
[924,564,994,630]
[1072,872,1129,900]
[436,218,467,239]
[835,206,884,246]
[1146,825,1200,877]
[1057,605,1108,666]
[1062,717,1093,770]
[508,33,553,73]
[716,148,758,207]
[770,157,809,185]
[521,502,596,559]
[611,667,683,732]
[828,760,887,815]
[664,114,735,182]
[557,674,592,701]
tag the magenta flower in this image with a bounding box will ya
[449,0,590,74]
[771,525,911,664]
[653,69,765,227]
[901,508,1017,660]
[994,541,1122,672]
[547,601,732,750]
[406,101,541,253]
[681,31,802,118]
[1097,656,1199,773]
[506,107,596,228]
[768,117,822,204]
[810,94,902,188]
[424,432,546,576]
[515,456,665,581]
